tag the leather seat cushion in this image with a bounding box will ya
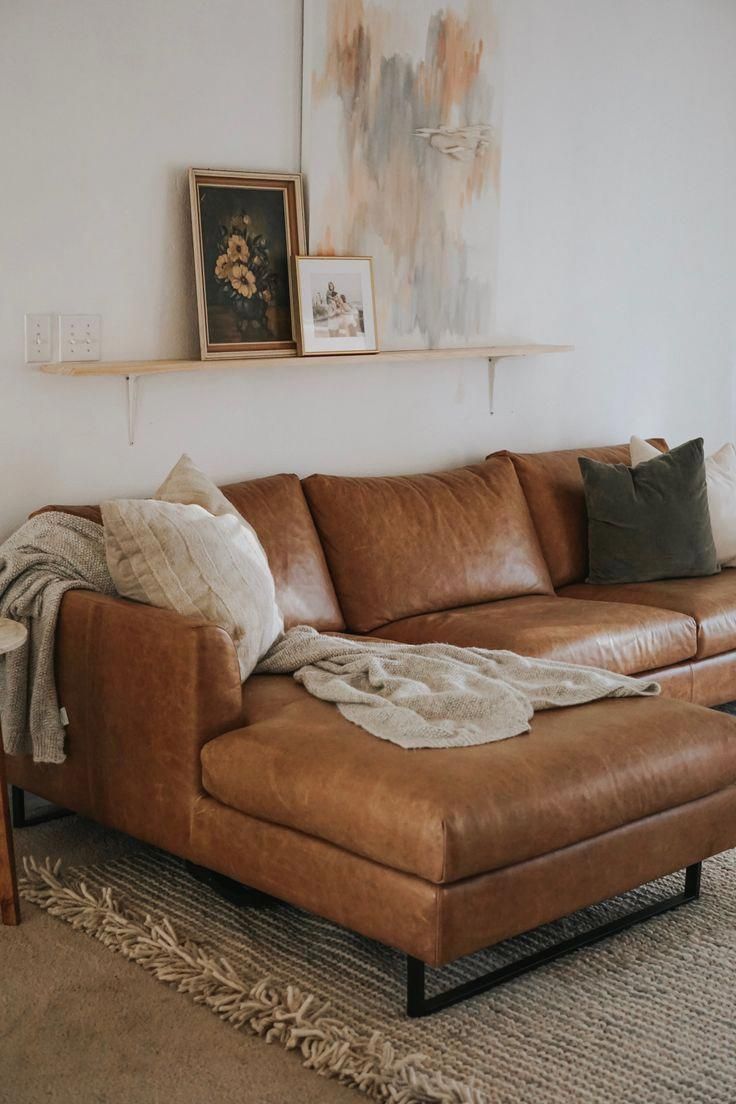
[561,573,736,660]
[367,594,696,674]
[491,440,667,588]
[35,473,346,633]
[302,458,553,634]
[201,675,736,884]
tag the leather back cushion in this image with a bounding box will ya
[34,473,345,632]
[302,457,553,633]
[218,475,344,630]
[492,440,668,588]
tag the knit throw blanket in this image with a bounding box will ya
[0,513,660,763]
[0,512,115,763]
[257,626,660,749]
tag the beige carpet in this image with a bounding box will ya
[0,816,353,1104]
[4,816,736,1104]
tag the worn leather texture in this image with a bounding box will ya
[33,472,346,633]
[644,662,693,701]
[493,440,668,588]
[188,795,442,963]
[186,786,736,966]
[561,572,736,660]
[6,588,736,968]
[368,594,696,673]
[5,589,243,854]
[10,743,736,966]
[201,675,736,884]
[221,474,344,631]
[626,654,736,706]
[640,657,736,706]
[691,651,736,705]
[302,458,553,633]
[435,785,736,963]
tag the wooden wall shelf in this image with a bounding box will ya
[40,344,572,377]
[40,343,573,444]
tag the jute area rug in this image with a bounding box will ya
[19,845,736,1104]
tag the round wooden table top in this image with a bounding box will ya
[0,618,27,655]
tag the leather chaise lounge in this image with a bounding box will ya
[7,442,736,1015]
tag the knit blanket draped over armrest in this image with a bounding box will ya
[0,512,115,764]
[256,626,660,749]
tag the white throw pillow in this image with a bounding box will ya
[155,453,267,550]
[101,498,282,681]
[630,436,736,566]
[154,453,282,643]
[155,452,239,517]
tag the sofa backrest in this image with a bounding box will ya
[302,457,553,634]
[491,439,668,588]
[34,473,345,632]
[220,474,344,631]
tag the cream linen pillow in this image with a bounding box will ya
[156,453,240,520]
[101,498,282,681]
[154,453,282,643]
[155,453,268,554]
[630,436,736,566]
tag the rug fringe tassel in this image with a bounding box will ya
[19,857,484,1104]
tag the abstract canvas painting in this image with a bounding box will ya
[302,0,501,349]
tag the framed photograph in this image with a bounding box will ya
[189,169,305,360]
[292,256,378,356]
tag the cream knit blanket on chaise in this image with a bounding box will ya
[258,626,659,749]
[0,514,659,763]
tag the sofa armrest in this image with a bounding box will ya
[9,589,243,855]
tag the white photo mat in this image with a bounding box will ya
[294,256,378,354]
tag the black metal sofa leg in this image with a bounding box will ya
[183,860,279,908]
[10,786,25,829]
[407,862,702,1017]
[10,786,73,829]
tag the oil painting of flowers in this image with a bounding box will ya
[189,170,305,360]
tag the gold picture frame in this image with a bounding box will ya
[189,168,306,360]
[292,255,378,356]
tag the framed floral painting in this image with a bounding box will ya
[189,169,306,360]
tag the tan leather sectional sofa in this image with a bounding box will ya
[8,441,736,1014]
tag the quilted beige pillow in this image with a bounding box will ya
[101,498,282,680]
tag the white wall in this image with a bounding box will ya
[1,0,735,538]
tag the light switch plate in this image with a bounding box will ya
[59,314,101,361]
[25,313,54,363]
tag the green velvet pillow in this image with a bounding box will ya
[578,438,718,585]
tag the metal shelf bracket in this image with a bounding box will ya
[126,375,138,446]
[488,357,497,415]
